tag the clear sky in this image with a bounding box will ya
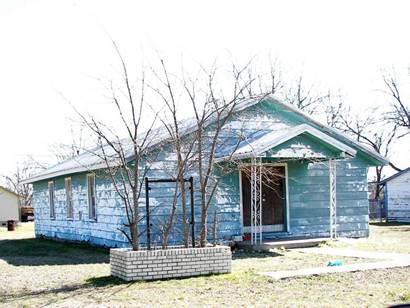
[1,0,409,179]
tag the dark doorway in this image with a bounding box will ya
[241,166,286,233]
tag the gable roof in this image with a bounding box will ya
[22,95,388,184]
[380,167,410,184]
[265,97,388,166]
[216,124,357,161]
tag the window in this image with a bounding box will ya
[48,181,55,219]
[87,174,97,220]
[65,177,74,219]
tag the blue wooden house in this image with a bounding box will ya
[23,96,388,247]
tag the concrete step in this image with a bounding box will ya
[236,238,329,251]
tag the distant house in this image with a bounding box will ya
[0,186,20,225]
[381,167,410,223]
[22,96,388,247]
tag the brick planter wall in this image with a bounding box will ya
[110,246,232,281]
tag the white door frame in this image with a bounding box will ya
[239,162,290,234]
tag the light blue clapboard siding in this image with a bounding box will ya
[32,98,374,247]
[285,158,369,238]
[33,174,131,247]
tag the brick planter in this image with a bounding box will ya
[110,246,232,281]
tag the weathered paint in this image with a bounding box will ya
[385,170,410,222]
[33,174,130,247]
[265,134,341,159]
[286,158,369,238]
[31,98,377,247]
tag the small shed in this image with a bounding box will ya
[0,186,20,225]
[381,167,410,222]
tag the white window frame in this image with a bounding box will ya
[48,181,55,219]
[87,174,97,221]
[65,177,74,219]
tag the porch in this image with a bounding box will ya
[217,124,359,245]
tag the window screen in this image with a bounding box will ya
[87,174,96,220]
[48,181,55,218]
[65,178,73,219]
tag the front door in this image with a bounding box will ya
[241,166,286,233]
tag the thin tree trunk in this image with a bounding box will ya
[179,180,189,247]
[199,197,208,247]
[375,166,383,201]
[212,210,218,246]
[161,182,179,249]
[130,222,139,251]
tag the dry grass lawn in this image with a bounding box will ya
[327,222,410,254]
[0,222,409,307]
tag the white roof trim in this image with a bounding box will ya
[20,163,107,185]
[265,95,389,165]
[218,124,357,161]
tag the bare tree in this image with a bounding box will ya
[145,55,286,248]
[324,93,344,128]
[285,75,331,115]
[76,43,159,251]
[182,60,262,247]
[147,58,198,248]
[337,107,401,199]
[2,162,36,207]
[383,73,410,135]
[268,57,284,95]
[74,51,277,249]
[49,125,86,162]
[238,56,284,98]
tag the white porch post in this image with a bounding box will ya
[329,159,337,239]
[251,157,263,245]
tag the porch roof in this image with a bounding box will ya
[217,124,357,161]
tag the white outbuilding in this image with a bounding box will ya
[0,186,20,225]
[381,167,410,223]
